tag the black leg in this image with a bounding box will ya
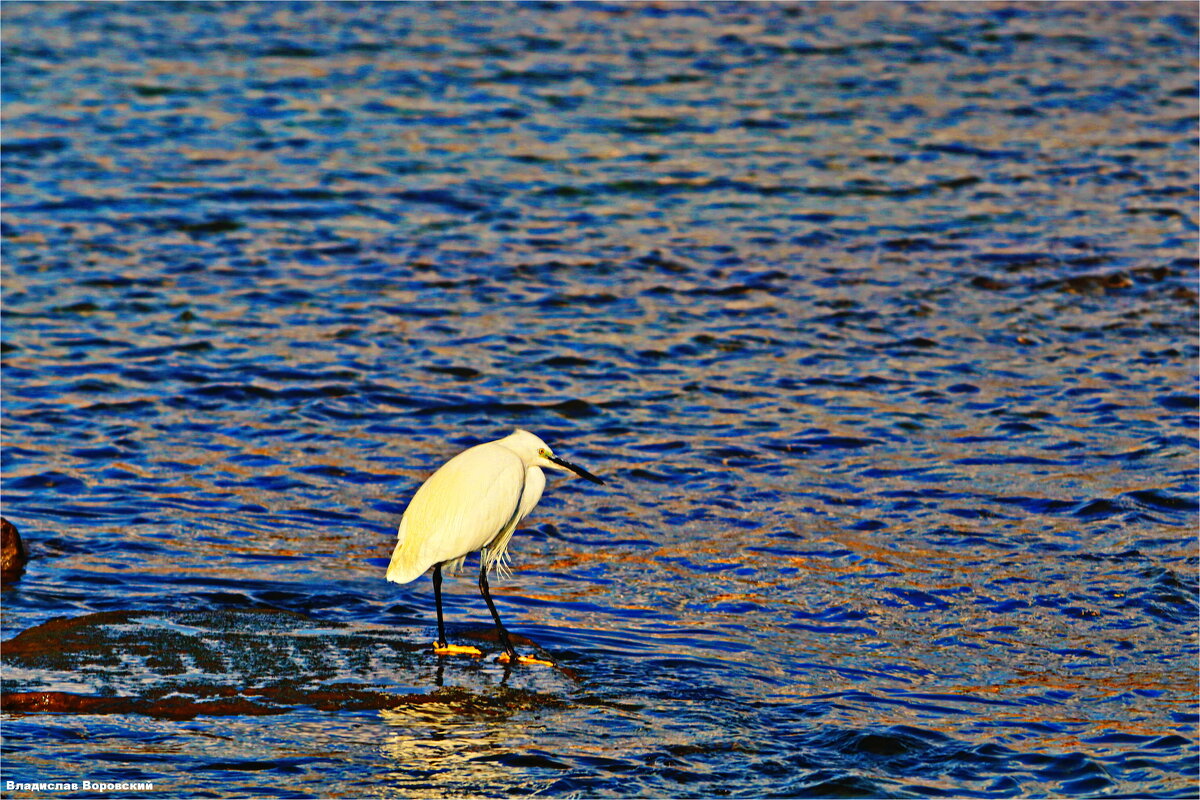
[432,563,447,649]
[478,564,517,660]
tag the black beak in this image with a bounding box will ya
[548,455,605,485]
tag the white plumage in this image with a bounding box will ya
[386,434,545,583]
[384,429,603,664]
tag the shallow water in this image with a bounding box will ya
[2,2,1197,797]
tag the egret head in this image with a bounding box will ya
[500,429,605,485]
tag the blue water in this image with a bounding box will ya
[2,2,1197,797]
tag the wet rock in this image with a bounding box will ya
[1,517,27,585]
[0,690,283,720]
[0,683,560,721]
[1,608,568,719]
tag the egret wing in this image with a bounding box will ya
[385,443,525,584]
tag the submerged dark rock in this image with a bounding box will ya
[0,683,559,721]
[0,608,568,719]
[0,690,283,720]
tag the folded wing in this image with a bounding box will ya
[385,442,525,584]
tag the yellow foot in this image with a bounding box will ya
[497,652,555,667]
[432,643,483,657]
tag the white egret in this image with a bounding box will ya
[386,429,604,666]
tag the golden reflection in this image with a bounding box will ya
[376,708,532,799]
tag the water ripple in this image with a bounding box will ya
[3,2,1196,798]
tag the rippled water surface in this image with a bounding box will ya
[3,2,1198,797]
